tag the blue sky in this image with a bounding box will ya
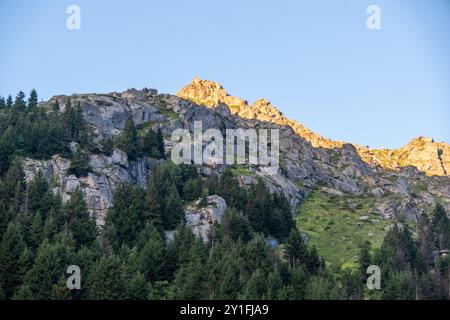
[0,0,449,148]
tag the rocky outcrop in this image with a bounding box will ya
[22,150,154,225]
[357,137,450,177]
[373,199,421,222]
[184,195,227,243]
[42,88,166,144]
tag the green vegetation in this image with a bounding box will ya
[229,165,257,177]
[412,180,429,193]
[154,97,178,119]
[158,108,178,119]
[297,190,390,267]
[113,117,165,161]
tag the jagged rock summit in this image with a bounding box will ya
[177,77,450,177]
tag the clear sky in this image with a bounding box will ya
[0,0,449,148]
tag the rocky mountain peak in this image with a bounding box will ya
[177,77,248,110]
[357,136,450,176]
[177,78,450,177]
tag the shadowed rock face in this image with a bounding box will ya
[22,151,157,225]
[177,78,450,177]
[28,79,450,233]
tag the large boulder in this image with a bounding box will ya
[184,195,227,243]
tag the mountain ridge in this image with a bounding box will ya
[177,77,450,177]
[25,82,449,264]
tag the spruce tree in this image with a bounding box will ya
[0,96,5,109]
[221,208,252,242]
[115,117,140,160]
[418,213,435,266]
[21,237,75,299]
[27,89,38,109]
[138,224,166,282]
[68,148,91,177]
[27,171,52,215]
[124,272,149,300]
[0,223,25,298]
[86,256,126,299]
[143,178,164,233]
[30,212,44,250]
[0,127,16,175]
[105,184,144,250]
[163,184,184,230]
[6,95,13,108]
[156,128,165,159]
[431,204,450,251]
[13,91,26,112]
[63,190,97,248]
[284,229,308,270]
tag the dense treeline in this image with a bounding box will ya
[0,91,88,176]
[0,90,450,300]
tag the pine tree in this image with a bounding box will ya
[124,272,149,300]
[418,213,435,266]
[182,178,202,202]
[240,269,267,299]
[242,235,272,276]
[284,229,308,270]
[156,128,165,159]
[13,91,26,112]
[68,148,91,177]
[216,263,240,299]
[220,208,252,242]
[377,224,417,271]
[42,211,57,242]
[163,184,184,230]
[105,184,144,250]
[21,237,75,299]
[138,224,166,282]
[50,275,72,300]
[171,240,208,299]
[28,89,38,109]
[431,204,450,251]
[268,193,295,241]
[0,96,5,109]
[61,99,88,145]
[26,171,52,215]
[143,178,164,233]
[218,169,247,211]
[86,256,126,299]
[63,190,97,248]
[359,241,372,274]
[0,127,16,175]
[0,223,25,298]
[6,95,13,108]
[142,128,164,158]
[16,247,33,289]
[115,117,140,160]
[30,212,44,250]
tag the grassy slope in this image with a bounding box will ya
[296,190,391,268]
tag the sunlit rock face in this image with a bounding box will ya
[178,78,450,177]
